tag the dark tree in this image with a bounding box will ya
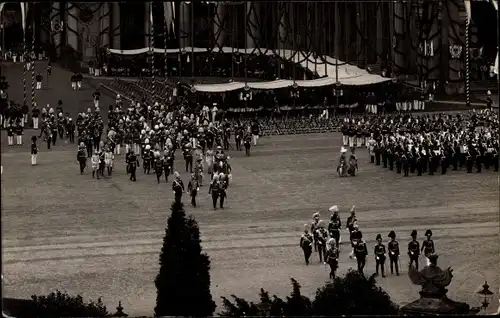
[154,201,216,317]
[5,290,109,317]
[312,269,399,316]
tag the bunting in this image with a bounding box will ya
[20,2,28,33]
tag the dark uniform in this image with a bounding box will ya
[354,237,368,274]
[187,175,199,207]
[128,152,140,181]
[421,229,435,264]
[208,176,220,209]
[387,231,400,275]
[77,147,87,174]
[374,234,387,277]
[172,176,185,203]
[328,213,342,248]
[154,156,163,183]
[315,226,329,263]
[300,230,314,265]
[408,230,420,270]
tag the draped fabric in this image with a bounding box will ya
[108,46,391,89]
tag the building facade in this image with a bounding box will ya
[2,1,495,94]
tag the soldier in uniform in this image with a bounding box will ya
[382,142,388,168]
[325,238,340,278]
[314,220,329,263]
[30,136,38,166]
[172,172,185,203]
[408,230,420,270]
[218,173,228,209]
[311,213,321,252]
[349,223,362,259]
[374,234,387,277]
[77,143,87,174]
[187,173,200,207]
[402,152,410,177]
[243,132,252,156]
[354,232,368,274]
[194,158,204,186]
[208,174,220,210]
[91,151,100,179]
[300,225,314,265]
[142,145,152,174]
[128,150,140,182]
[346,207,357,234]
[183,142,194,173]
[387,231,400,275]
[154,153,163,183]
[374,141,381,166]
[328,206,342,249]
[421,229,435,266]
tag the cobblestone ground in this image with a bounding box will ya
[1,66,499,315]
[1,131,498,316]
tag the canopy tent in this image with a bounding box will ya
[108,46,391,91]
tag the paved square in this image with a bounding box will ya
[1,131,498,316]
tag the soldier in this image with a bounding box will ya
[105,147,115,176]
[183,142,194,173]
[194,157,204,186]
[208,174,220,210]
[421,229,435,266]
[172,172,185,203]
[402,152,409,177]
[142,144,152,174]
[354,232,368,274]
[30,136,38,166]
[218,173,228,209]
[77,143,87,174]
[387,231,400,275]
[374,140,381,166]
[35,72,43,90]
[349,222,362,259]
[315,220,329,263]
[408,230,420,270]
[187,173,200,207]
[91,151,100,179]
[154,153,163,183]
[374,234,387,277]
[98,148,106,177]
[395,150,402,174]
[325,238,340,279]
[328,206,342,249]
[300,225,314,265]
[243,132,252,156]
[163,150,174,182]
[311,213,321,252]
[128,150,140,182]
[6,122,14,146]
[346,206,357,234]
[15,122,23,145]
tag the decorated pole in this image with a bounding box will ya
[190,2,194,79]
[465,1,471,107]
[164,5,168,81]
[31,2,36,108]
[23,33,27,107]
[150,1,155,95]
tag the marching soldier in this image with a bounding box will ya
[154,153,163,183]
[328,206,342,249]
[77,143,87,174]
[311,213,321,252]
[91,151,100,179]
[218,173,228,209]
[315,220,329,263]
[346,206,357,234]
[349,222,362,259]
[30,136,38,166]
[172,171,185,203]
[325,238,340,279]
[187,173,200,207]
[243,132,252,156]
[408,230,420,270]
[421,229,435,266]
[208,174,220,210]
[300,225,314,265]
[402,152,409,177]
[128,150,140,182]
[353,232,368,274]
[374,234,387,277]
[387,231,400,275]
[183,142,194,173]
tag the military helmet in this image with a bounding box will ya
[376,234,382,241]
[388,230,396,239]
[425,229,433,237]
[411,230,417,238]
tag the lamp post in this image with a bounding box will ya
[470,281,494,314]
[333,82,343,118]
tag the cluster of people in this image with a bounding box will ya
[300,205,436,280]
[361,110,499,175]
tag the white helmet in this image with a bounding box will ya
[145,145,151,150]
[141,129,146,135]
[116,94,121,98]
[145,138,150,144]
[154,125,159,130]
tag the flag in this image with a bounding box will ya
[464,0,472,23]
[0,3,5,16]
[20,2,28,33]
[491,0,498,11]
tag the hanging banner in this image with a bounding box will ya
[491,0,498,11]
[20,2,27,33]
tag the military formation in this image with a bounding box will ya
[339,110,499,175]
[301,205,437,279]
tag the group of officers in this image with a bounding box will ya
[340,111,499,175]
[300,205,436,279]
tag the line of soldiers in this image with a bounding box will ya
[365,111,499,175]
[300,206,436,279]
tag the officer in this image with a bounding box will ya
[183,142,194,173]
[187,173,200,207]
[172,172,185,203]
[346,206,357,234]
[154,153,163,184]
[421,229,435,266]
[354,232,368,274]
[374,234,387,277]
[311,213,321,252]
[128,150,140,182]
[325,238,340,279]
[77,143,87,174]
[300,225,314,265]
[402,152,409,177]
[395,151,402,174]
[218,173,228,209]
[374,141,381,165]
[125,149,131,174]
[142,144,152,174]
[328,206,342,249]
[387,231,400,276]
[208,174,220,210]
[243,132,252,156]
[30,136,38,166]
[315,220,329,263]
[349,222,362,259]
[408,230,420,270]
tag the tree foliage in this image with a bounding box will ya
[154,201,216,317]
[220,270,399,316]
[10,290,109,317]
